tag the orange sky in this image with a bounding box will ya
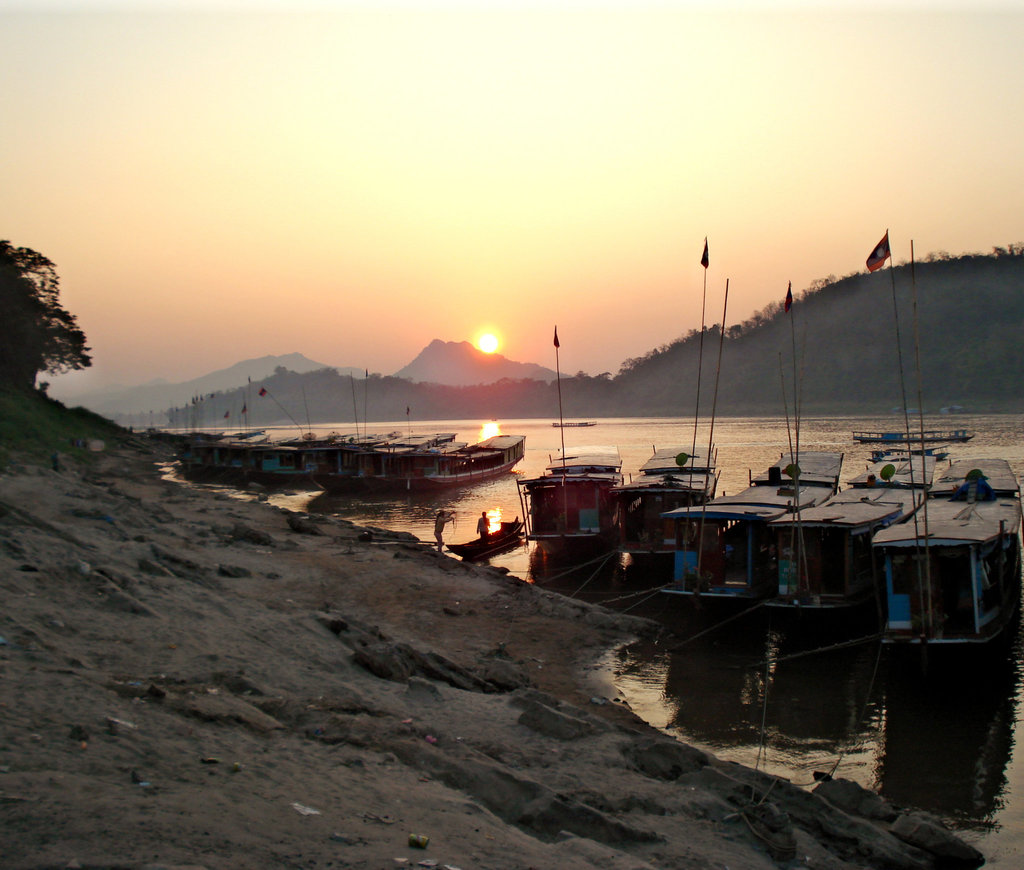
[4,2,1023,393]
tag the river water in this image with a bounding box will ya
[247,413,1024,865]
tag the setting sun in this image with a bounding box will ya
[477,333,499,354]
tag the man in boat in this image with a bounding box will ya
[434,510,454,553]
[476,511,490,542]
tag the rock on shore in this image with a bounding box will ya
[0,438,984,869]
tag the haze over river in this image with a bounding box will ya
[238,413,1024,866]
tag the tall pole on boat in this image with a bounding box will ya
[350,374,360,441]
[869,230,928,637]
[783,281,809,592]
[690,238,710,491]
[696,279,729,582]
[364,369,369,438]
[909,240,934,637]
[554,326,568,531]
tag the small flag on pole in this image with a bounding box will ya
[784,282,793,313]
[258,387,267,396]
[553,326,560,348]
[700,238,709,269]
[224,411,230,419]
[241,404,247,414]
[867,231,891,272]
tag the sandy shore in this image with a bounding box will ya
[0,437,985,870]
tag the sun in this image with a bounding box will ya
[477,333,499,354]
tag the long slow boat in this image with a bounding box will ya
[873,458,1022,651]
[612,445,718,559]
[517,447,623,557]
[181,431,526,493]
[766,454,933,618]
[852,428,972,444]
[661,451,843,602]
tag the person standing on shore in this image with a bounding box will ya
[433,510,454,553]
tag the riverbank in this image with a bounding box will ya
[0,436,984,869]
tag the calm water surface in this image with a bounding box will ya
[250,414,1024,865]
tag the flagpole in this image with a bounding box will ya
[554,326,568,533]
[364,369,369,438]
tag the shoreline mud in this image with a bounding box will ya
[0,437,984,869]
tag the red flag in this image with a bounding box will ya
[241,404,247,414]
[867,231,891,272]
[553,326,560,348]
[223,411,230,419]
[784,282,793,313]
[700,238,709,269]
[258,387,267,397]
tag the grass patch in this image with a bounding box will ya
[0,387,126,467]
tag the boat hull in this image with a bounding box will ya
[447,520,525,560]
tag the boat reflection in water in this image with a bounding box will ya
[610,619,1022,835]
[876,651,1020,831]
[613,626,883,785]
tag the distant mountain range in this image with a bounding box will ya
[52,353,337,417]
[395,340,557,386]
[54,342,557,419]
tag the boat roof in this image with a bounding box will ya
[612,470,717,495]
[750,451,843,487]
[545,447,621,473]
[770,488,918,532]
[475,434,526,451]
[847,454,936,489]
[663,482,836,522]
[873,495,1022,548]
[637,446,715,474]
[928,458,1020,498]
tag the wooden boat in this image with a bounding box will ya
[612,445,719,558]
[873,458,1022,650]
[852,428,972,444]
[870,446,948,463]
[181,431,526,493]
[446,518,524,561]
[552,421,597,428]
[661,451,843,602]
[517,448,623,557]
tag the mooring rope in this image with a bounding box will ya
[569,551,617,598]
[667,600,769,652]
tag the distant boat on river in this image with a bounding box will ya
[552,421,597,428]
[852,428,972,444]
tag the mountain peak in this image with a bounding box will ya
[395,340,556,386]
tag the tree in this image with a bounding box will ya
[0,241,91,392]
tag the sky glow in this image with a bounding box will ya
[3,2,1022,393]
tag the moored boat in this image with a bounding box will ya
[181,431,526,492]
[447,518,525,561]
[612,445,718,558]
[661,451,843,602]
[517,447,623,557]
[873,458,1022,652]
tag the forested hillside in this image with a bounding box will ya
[162,248,1024,427]
[612,247,1024,414]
